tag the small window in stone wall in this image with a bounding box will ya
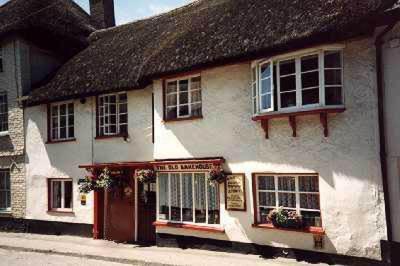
[0,169,11,212]
[0,92,8,133]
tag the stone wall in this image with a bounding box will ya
[0,39,27,218]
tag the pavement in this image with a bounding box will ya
[0,232,330,266]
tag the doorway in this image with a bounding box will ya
[137,181,157,243]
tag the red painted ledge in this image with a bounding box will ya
[252,107,346,121]
[153,221,225,233]
[252,223,325,235]
[46,138,76,144]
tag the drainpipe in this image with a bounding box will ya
[375,21,396,243]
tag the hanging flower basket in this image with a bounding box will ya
[209,166,226,184]
[78,168,118,194]
[136,169,156,184]
[267,207,304,229]
[79,176,96,194]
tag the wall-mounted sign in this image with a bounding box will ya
[154,163,214,172]
[225,174,246,211]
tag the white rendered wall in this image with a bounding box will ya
[25,88,153,224]
[153,37,386,260]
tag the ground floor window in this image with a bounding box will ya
[254,174,321,227]
[49,179,73,212]
[157,172,219,224]
[0,169,10,211]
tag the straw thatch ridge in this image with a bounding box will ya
[26,0,396,106]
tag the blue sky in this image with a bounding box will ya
[0,0,194,25]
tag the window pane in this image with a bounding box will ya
[60,115,66,128]
[278,193,296,208]
[191,77,201,90]
[259,207,273,224]
[0,173,4,190]
[191,103,202,117]
[60,127,67,139]
[182,173,193,222]
[325,69,342,85]
[119,103,128,114]
[60,105,66,116]
[179,80,189,92]
[299,176,319,192]
[279,59,295,76]
[301,211,321,227]
[301,55,318,72]
[179,105,189,117]
[261,94,271,110]
[324,51,341,68]
[68,127,74,138]
[170,174,181,221]
[300,194,320,210]
[280,75,296,92]
[158,174,169,220]
[179,92,188,104]
[68,114,74,126]
[166,82,177,94]
[302,88,319,105]
[119,114,128,124]
[64,181,72,209]
[280,91,296,108]
[51,106,58,116]
[166,107,177,120]
[167,94,177,106]
[261,63,271,79]
[325,86,342,105]
[258,176,275,190]
[208,182,219,224]
[278,176,295,191]
[68,103,74,114]
[301,71,319,89]
[194,173,206,223]
[261,78,271,94]
[259,192,275,207]
[119,124,128,135]
[118,93,127,103]
[191,90,201,103]
[52,182,62,209]
[0,192,5,209]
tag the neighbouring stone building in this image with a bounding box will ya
[1,0,400,265]
[0,0,94,219]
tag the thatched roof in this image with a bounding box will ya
[26,0,396,106]
[0,0,95,56]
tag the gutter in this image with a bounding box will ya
[375,21,396,243]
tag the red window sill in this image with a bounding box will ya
[163,115,203,123]
[153,221,225,233]
[252,223,325,235]
[252,107,345,121]
[95,134,128,140]
[46,138,76,144]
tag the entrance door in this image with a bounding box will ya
[137,181,156,243]
[104,176,135,243]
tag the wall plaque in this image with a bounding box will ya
[225,174,246,211]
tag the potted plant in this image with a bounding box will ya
[268,207,303,229]
[209,166,226,184]
[136,169,156,184]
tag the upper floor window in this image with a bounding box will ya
[98,92,128,137]
[158,172,219,225]
[48,179,73,212]
[165,75,202,121]
[254,174,321,227]
[50,102,74,141]
[0,92,8,133]
[252,49,343,115]
[0,169,11,212]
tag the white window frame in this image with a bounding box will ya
[49,179,73,212]
[258,61,274,112]
[165,74,202,120]
[0,91,8,135]
[156,172,219,226]
[252,45,345,115]
[50,101,74,141]
[254,174,321,226]
[0,169,11,212]
[98,92,128,136]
